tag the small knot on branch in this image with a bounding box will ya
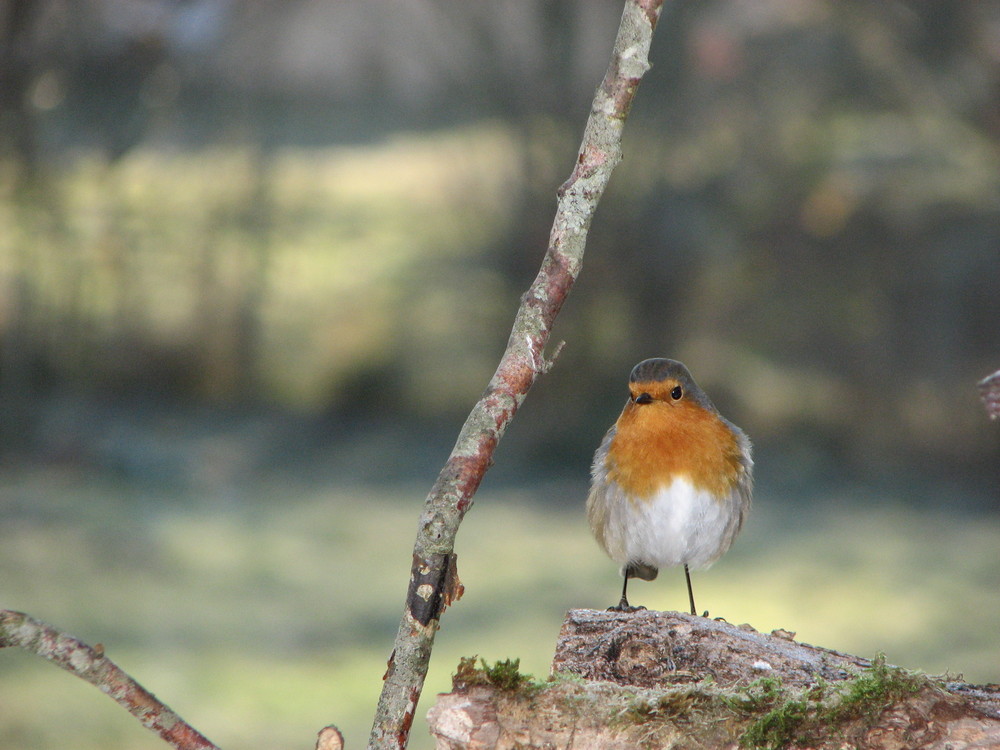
[316,725,345,750]
[978,369,1000,420]
[526,334,565,375]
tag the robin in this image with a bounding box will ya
[586,358,753,615]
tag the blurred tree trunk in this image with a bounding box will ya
[0,0,42,450]
[0,0,41,168]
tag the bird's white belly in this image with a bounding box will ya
[599,476,737,571]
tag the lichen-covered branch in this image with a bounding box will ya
[366,2,666,749]
[0,610,220,750]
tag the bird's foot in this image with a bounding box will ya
[608,597,646,613]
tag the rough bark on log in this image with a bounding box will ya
[426,609,1000,750]
[551,609,871,689]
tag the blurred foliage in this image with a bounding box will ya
[1,128,519,409]
[2,1,999,487]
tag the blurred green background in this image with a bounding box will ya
[2,1,1000,749]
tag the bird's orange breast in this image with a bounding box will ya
[606,399,743,500]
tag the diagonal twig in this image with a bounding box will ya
[366,2,667,748]
[0,609,220,750]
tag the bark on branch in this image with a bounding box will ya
[0,609,220,750]
[366,2,666,748]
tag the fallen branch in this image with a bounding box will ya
[0,609,220,750]
[366,2,666,749]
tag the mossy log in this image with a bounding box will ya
[427,609,1000,749]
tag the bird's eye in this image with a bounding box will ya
[634,392,653,404]
[670,386,683,400]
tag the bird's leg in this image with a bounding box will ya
[616,575,631,610]
[608,571,645,613]
[684,564,698,616]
